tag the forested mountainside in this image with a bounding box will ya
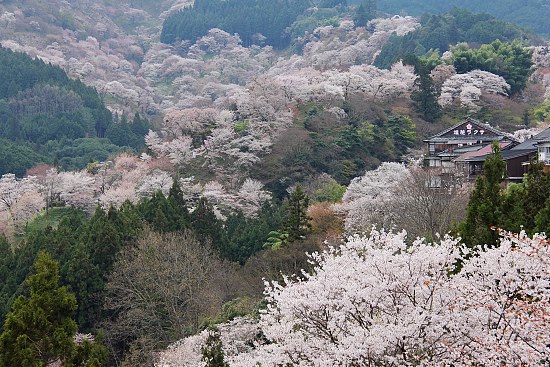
[0,47,151,176]
[161,0,316,47]
[374,8,540,68]
[359,0,550,35]
[1,0,550,366]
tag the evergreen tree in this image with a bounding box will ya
[201,327,229,367]
[386,115,416,155]
[168,177,190,227]
[364,0,377,21]
[0,252,78,367]
[191,197,225,250]
[354,5,368,27]
[85,207,121,274]
[460,142,506,248]
[283,185,312,242]
[406,55,441,122]
[519,159,550,231]
[535,196,550,234]
[354,0,376,27]
[498,183,525,234]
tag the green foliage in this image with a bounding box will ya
[354,0,377,27]
[499,159,550,235]
[259,100,417,188]
[406,56,442,122]
[535,197,550,235]
[0,252,77,367]
[16,207,76,241]
[289,9,341,42]
[0,205,141,333]
[374,8,534,69]
[0,185,288,364]
[161,0,320,48]
[283,185,312,242]
[311,178,346,203]
[517,161,550,231]
[105,113,151,151]
[0,138,47,177]
[201,328,229,367]
[386,115,417,149]
[233,120,250,135]
[71,335,109,367]
[451,39,533,94]
[369,0,550,36]
[191,196,224,247]
[200,297,260,329]
[139,191,189,233]
[0,47,153,176]
[224,202,284,263]
[533,98,550,122]
[459,142,506,248]
[263,230,289,250]
[0,46,111,137]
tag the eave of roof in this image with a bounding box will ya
[511,127,550,150]
[462,149,536,163]
[424,117,518,142]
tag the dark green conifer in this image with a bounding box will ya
[283,185,312,242]
[201,328,229,367]
[460,142,506,248]
[0,252,77,367]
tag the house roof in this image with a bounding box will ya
[424,117,518,143]
[512,127,550,150]
[454,142,513,162]
[461,149,536,163]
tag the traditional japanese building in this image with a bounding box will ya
[424,118,518,172]
[425,118,550,183]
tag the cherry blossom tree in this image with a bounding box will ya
[439,70,510,110]
[156,317,261,367]
[513,126,545,142]
[430,64,456,93]
[445,230,550,366]
[336,162,410,234]
[163,230,550,366]
[235,178,272,217]
[0,173,41,235]
[54,171,94,210]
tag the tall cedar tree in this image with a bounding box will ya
[168,177,191,226]
[191,197,224,251]
[0,252,78,367]
[201,328,229,367]
[460,142,506,248]
[406,55,442,122]
[283,185,312,242]
[354,0,377,27]
[519,159,550,230]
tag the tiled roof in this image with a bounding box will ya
[512,127,550,150]
[461,149,535,163]
[425,117,517,142]
[454,142,513,162]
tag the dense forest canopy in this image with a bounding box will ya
[161,0,347,48]
[374,8,537,69]
[0,47,150,176]
[351,0,550,35]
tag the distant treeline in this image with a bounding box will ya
[0,47,150,176]
[161,0,347,48]
[349,0,550,36]
[374,8,537,69]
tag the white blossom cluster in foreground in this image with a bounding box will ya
[159,230,550,366]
